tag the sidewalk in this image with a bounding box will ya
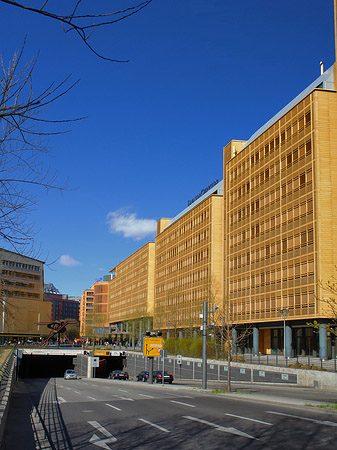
[167,378,337,409]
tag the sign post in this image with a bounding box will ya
[143,337,163,384]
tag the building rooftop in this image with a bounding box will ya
[241,65,335,152]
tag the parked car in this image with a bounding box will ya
[136,371,149,382]
[109,370,129,380]
[153,370,174,384]
[64,369,77,380]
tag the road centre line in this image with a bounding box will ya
[225,413,273,426]
[118,389,128,393]
[138,394,155,399]
[183,416,257,440]
[87,396,97,400]
[266,411,337,427]
[171,400,196,408]
[105,403,122,411]
[138,418,170,433]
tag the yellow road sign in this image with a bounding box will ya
[143,337,163,357]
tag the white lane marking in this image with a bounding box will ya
[138,418,170,433]
[225,413,273,426]
[74,391,81,394]
[171,400,196,408]
[183,416,258,440]
[106,403,122,411]
[266,411,337,427]
[83,410,94,413]
[92,384,98,387]
[118,389,128,393]
[138,394,155,399]
[111,395,134,402]
[57,397,66,403]
[87,396,97,400]
[88,421,117,449]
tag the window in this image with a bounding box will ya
[300,173,306,187]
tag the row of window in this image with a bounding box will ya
[230,171,312,227]
[230,198,313,248]
[230,229,314,269]
[229,112,311,181]
[2,260,40,271]
[230,141,312,205]
[230,259,314,290]
[2,269,40,281]
[1,289,39,299]
[156,268,209,294]
[156,209,210,250]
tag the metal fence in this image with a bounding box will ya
[0,348,16,444]
[231,352,337,372]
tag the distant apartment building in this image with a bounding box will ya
[79,288,94,337]
[43,283,80,322]
[92,280,109,337]
[0,248,51,342]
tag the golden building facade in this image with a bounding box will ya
[79,288,94,337]
[154,183,224,332]
[0,248,51,341]
[92,280,109,337]
[108,242,155,327]
[224,65,337,356]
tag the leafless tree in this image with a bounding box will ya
[213,298,252,391]
[0,43,82,253]
[310,270,337,337]
[0,0,153,61]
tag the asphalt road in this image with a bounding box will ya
[2,377,337,450]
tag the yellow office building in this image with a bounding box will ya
[154,182,223,332]
[224,60,337,357]
[108,242,155,339]
[0,248,51,341]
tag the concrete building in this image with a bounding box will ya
[43,283,80,322]
[0,248,51,342]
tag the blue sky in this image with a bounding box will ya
[0,0,335,296]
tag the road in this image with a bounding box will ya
[2,378,337,449]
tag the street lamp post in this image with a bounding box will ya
[201,301,219,390]
[279,308,289,357]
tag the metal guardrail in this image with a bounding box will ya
[0,348,16,445]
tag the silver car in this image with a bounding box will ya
[64,369,77,380]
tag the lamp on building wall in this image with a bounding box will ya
[279,308,289,357]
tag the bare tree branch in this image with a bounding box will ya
[0,43,82,253]
[0,0,153,62]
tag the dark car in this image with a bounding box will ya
[109,370,129,380]
[136,371,149,382]
[153,370,174,384]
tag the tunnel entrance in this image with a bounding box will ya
[94,355,125,378]
[19,355,75,378]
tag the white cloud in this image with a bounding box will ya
[106,208,157,241]
[58,254,80,267]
